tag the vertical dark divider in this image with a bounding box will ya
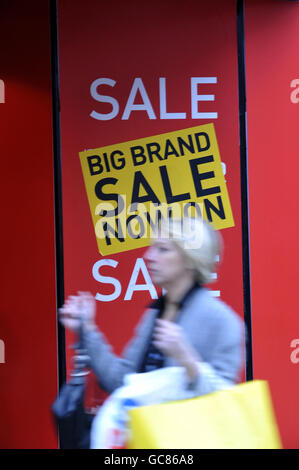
[49,0,66,391]
[236,0,253,381]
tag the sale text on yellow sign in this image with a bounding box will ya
[79,124,234,255]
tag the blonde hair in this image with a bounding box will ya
[157,217,222,285]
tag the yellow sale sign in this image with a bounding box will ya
[79,124,234,255]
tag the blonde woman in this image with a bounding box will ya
[60,217,244,396]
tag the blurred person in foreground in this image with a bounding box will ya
[60,217,244,398]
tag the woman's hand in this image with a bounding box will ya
[153,319,201,380]
[59,291,96,332]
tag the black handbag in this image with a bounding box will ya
[52,326,94,449]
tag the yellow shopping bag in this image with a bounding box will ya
[127,380,282,449]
